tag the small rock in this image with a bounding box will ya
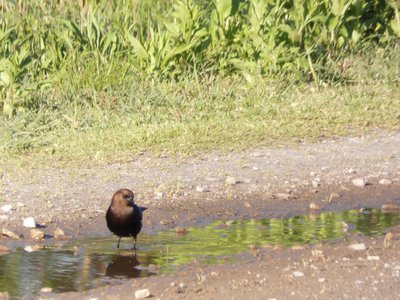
[1,228,21,239]
[275,193,291,200]
[54,228,65,239]
[0,245,10,253]
[384,232,393,248]
[318,278,325,283]
[177,282,187,293]
[312,180,320,188]
[135,288,150,299]
[349,243,366,251]
[23,217,36,228]
[0,215,9,221]
[210,271,218,277]
[352,178,367,187]
[226,176,238,185]
[0,205,12,213]
[30,229,44,240]
[195,185,209,193]
[292,271,304,277]
[381,203,399,213]
[175,227,188,234]
[367,255,380,261]
[24,245,41,252]
[148,264,160,273]
[309,203,319,211]
[342,221,349,232]
[205,177,219,182]
[347,168,357,174]
[154,192,163,199]
[170,282,177,287]
[379,179,392,185]
[40,287,53,293]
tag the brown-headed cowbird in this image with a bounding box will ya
[106,189,147,249]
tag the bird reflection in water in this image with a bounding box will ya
[106,253,156,279]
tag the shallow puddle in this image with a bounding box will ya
[1,208,399,298]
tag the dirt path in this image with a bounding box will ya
[1,130,400,299]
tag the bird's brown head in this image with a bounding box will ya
[111,189,135,206]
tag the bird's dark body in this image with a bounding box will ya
[106,188,147,248]
[106,204,143,238]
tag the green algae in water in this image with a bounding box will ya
[0,208,399,298]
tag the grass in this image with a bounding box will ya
[1,46,399,167]
[0,1,399,168]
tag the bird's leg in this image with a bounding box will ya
[132,236,137,250]
[117,236,121,249]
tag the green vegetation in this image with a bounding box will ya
[0,0,399,163]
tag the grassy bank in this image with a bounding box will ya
[2,46,400,164]
[1,0,400,165]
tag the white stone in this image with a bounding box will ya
[292,271,304,277]
[40,287,53,293]
[135,288,150,299]
[196,185,209,192]
[226,176,238,185]
[23,217,36,228]
[0,205,12,213]
[24,246,34,252]
[352,178,367,187]
[312,180,320,188]
[349,243,366,251]
[367,255,380,261]
[379,179,392,185]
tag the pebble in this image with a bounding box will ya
[381,203,399,213]
[24,245,40,252]
[154,192,163,199]
[135,288,150,299]
[226,176,238,185]
[177,282,187,293]
[309,202,320,210]
[318,277,325,283]
[352,178,367,187]
[1,228,21,239]
[0,215,9,221]
[0,205,12,213]
[312,180,320,188]
[196,185,209,192]
[0,245,10,253]
[275,193,291,200]
[205,177,219,182]
[175,227,188,234]
[367,255,380,261]
[40,287,53,293]
[23,217,36,228]
[148,264,160,273]
[292,271,304,277]
[349,243,366,251]
[54,228,65,239]
[384,232,393,248]
[30,229,44,240]
[379,179,392,185]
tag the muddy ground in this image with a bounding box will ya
[1,130,400,299]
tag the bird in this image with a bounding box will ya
[106,189,147,249]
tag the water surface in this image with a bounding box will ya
[0,208,399,298]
